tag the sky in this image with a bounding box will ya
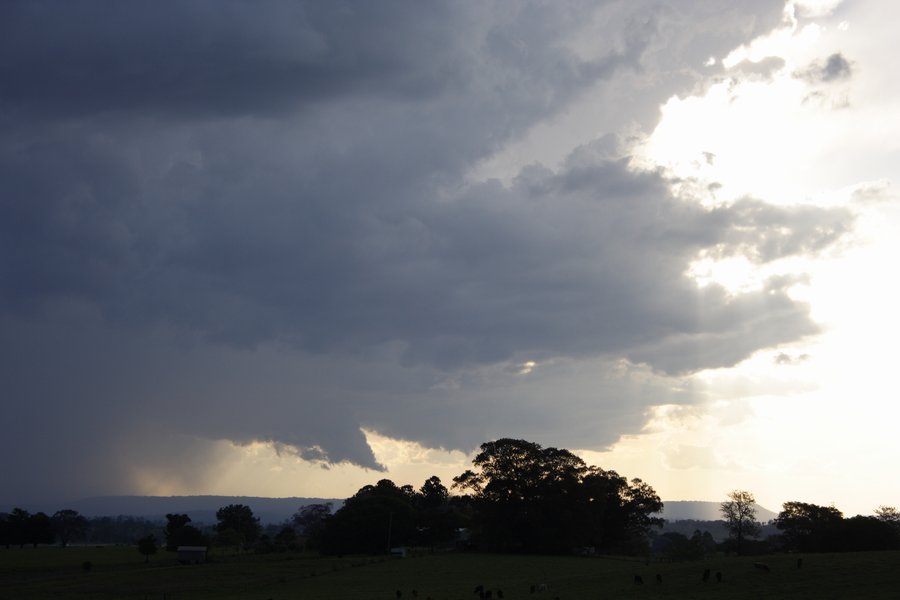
[1,0,897,518]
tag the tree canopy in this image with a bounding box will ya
[308,438,666,556]
[51,509,88,547]
[720,490,760,555]
[320,479,418,555]
[215,504,261,550]
[453,438,662,554]
[164,513,207,551]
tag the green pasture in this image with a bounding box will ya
[2,547,898,600]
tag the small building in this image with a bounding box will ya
[176,546,207,564]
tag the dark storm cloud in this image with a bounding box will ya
[794,52,853,83]
[0,0,633,123]
[0,0,845,500]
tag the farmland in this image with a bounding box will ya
[2,547,899,600]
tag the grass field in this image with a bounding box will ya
[2,546,899,600]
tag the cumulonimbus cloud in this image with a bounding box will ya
[2,0,847,499]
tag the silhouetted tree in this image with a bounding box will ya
[52,509,88,547]
[875,505,900,528]
[273,525,299,551]
[0,512,9,549]
[840,515,900,551]
[454,438,662,554]
[775,501,844,552]
[215,504,261,551]
[8,508,32,548]
[321,479,416,555]
[137,534,158,563]
[720,490,760,555]
[164,513,207,551]
[28,512,55,548]
[419,476,449,509]
[414,475,460,547]
[292,502,332,549]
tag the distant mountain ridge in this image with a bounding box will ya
[24,496,777,525]
[32,495,341,525]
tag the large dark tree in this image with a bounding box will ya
[52,510,88,547]
[137,534,158,563]
[840,515,900,551]
[414,476,460,547]
[453,438,662,554]
[293,503,332,534]
[292,502,333,551]
[321,479,416,555]
[215,504,261,550]
[27,512,55,548]
[7,508,32,548]
[164,513,207,551]
[775,501,844,552]
[419,476,449,509]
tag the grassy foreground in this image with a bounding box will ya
[2,546,899,600]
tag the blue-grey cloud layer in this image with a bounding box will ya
[0,0,849,501]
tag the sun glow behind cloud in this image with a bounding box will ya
[600,0,900,515]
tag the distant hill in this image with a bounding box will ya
[33,495,342,525]
[661,500,778,522]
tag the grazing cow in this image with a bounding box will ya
[634,574,644,585]
[655,574,663,584]
[396,591,402,599]
[497,590,504,599]
[754,562,771,573]
[715,571,722,582]
[702,568,711,582]
[530,585,536,594]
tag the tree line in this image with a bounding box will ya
[2,439,666,557]
[6,439,898,559]
[0,509,91,548]
[715,490,900,556]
